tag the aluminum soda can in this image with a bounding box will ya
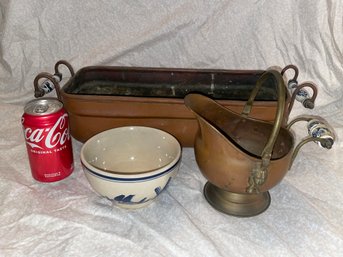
[21,98,74,182]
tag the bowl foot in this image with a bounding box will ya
[114,198,154,209]
[203,182,271,217]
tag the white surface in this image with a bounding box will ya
[1,0,343,256]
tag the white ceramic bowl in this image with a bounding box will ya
[80,126,181,209]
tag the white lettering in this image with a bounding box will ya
[45,114,68,148]
[30,149,53,154]
[25,114,70,150]
[44,172,61,178]
[25,127,44,143]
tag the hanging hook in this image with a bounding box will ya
[54,60,75,78]
[33,72,62,101]
[287,82,318,114]
[281,64,299,82]
[33,60,74,100]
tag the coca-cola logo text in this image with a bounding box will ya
[24,114,70,150]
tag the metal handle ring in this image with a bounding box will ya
[288,82,318,113]
[33,72,62,101]
[281,64,299,82]
[54,60,75,78]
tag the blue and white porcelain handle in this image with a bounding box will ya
[33,60,74,101]
[281,65,318,113]
[287,116,335,168]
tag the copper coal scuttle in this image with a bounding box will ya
[34,61,334,217]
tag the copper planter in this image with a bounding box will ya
[33,61,305,147]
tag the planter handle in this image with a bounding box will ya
[287,117,335,168]
[33,60,74,101]
[281,65,318,113]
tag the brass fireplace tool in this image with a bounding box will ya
[184,69,334,217]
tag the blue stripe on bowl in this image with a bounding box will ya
[83,159,180,183]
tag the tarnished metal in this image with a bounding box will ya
[203,182,271,217]
[184,71,334,217]
[287,116,334,167]
[34,60,74,100]
[33,60,293,147]
[281,65,318,112]
[242,70,286,194]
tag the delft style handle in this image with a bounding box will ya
[287,117,335,168]
[242,70,286,193]
[281,65,318,114]
[34,60,74,101]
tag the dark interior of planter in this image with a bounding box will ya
[63,68,278,101]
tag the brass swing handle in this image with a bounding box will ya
[287,117,335,168]
[242,70,286,165]
[33,60,74,101]
[243,70,286,193]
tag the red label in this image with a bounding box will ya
[22,111,74,182]
[24,113,70,150]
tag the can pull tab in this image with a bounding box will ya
[33,104,49,114]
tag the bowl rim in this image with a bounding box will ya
[83,158,180,182]
[80,126,182,177]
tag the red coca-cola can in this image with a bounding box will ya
[21,98,74,182]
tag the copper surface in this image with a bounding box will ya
[184,70,295,216]
[185,92,294,193]
[37,63,290,147]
